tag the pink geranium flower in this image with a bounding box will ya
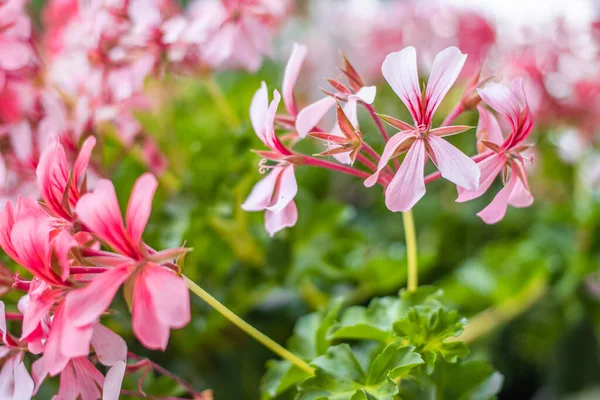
[67,173,190,350]
[456,79,534,223]
[242,83,298,236]
[365,46,480,212]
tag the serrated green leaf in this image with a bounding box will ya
[297,344,424,400]
[393,305,469,372]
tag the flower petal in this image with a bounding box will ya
[102,361,126,400]
[282,43,307,115]
[265,200,298,237]
[426,135,480,190]
[385,139,426,212]
[476,173,518,224]
[241,167,281,212]
[125,173,158,247]
[456,154,505,202]
[424,46,467,124]
[266,165,297,214]
[139,266,190,329]
[348,86,376,104]
[132,271,170,350]
[476,105,504,148]
[91,324,127,367]
[364,130,415,187]
[381,46,421,124]
[295,96,336,138]
[250,82,269,144]
[477,81,524,133]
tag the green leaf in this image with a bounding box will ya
[261,360,310,400]
[393,305,469,371]
[330,287,443,343]
[297,344,424,400]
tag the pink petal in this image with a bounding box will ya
[508,162,533,208]
[30,358,47,394]
[0,201,20,263]
[72,136,97,188]
[365,130,415,187]
[476,105,504,147]
[76,180,134,258]
[424,47,467,124]
[36,136,70,218]
[263,89,286,154]
[0,40,31,70]
[102,361,126,400]
[477,82,524,132]
[125,173,158,247]
[55,362,77,400]
[266,165,297,214]
[53,230,77,281]
[250,82,269,144]
[348,86,376,104]
[21,288,61,340]
[13,358,34,400]
[295,96,336,138]
[265,200,297,237]
[241,167,281,212]
[59,317,94,360]
[91,324,127,367]
[132,271,170,350]
[381,46,422,125]
[138,265,190,329]
[385,139,427,212]
[282,43,307,116]
[426,135,480,190]
[71,357,104,400]
[42,306,71,376]
[476,173,518,224]
[65,266,131,328]
[456,153,505,202]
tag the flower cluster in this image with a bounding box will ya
[0,137,191,398]
[243,44,535,235]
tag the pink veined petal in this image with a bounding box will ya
[0,302,6,343]
[456,153,505,202]
[55,362,77,400]
[426,135,480,190]
[265,200,298,237]
[53,230,77,281]
[381,46,422,125]
[91,324,127,367]
[241,167,282,211]
[132,271,170,350]
[348,86,377,104]
[36,136,70,218]
[76,180,134,258]
[72,136,97,188]
[266,165,297,214]
[0,201,20,263]
[71,357,104,400]
[295,96,336,138]
[125,173,158,248]
[30,358,47,394]
[59,315,94,360]
[385,139,427,212]
[476,105,504,147]
[282,42,307,116]
[42,305,70,376]
[138,265,190,329]
[0,39,31,70]
[424,46,467,125]
[21,288,61,340]
[102,361,126,400]
[64,265,131,328]
[508,162,534,208]
[12,357,34,400]
[476,172,518,224]
[477,82,523,132]
[364,130,415,188]
[250,82,269,144]
[263,89,287,154]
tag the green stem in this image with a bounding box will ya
[183,276,314,375]
[204,76,241,129]
[402,210,418,292]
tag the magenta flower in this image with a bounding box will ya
[65,173,190,350]
[242,83,298,236]
[365,46,480,212]
[456,79,534,223]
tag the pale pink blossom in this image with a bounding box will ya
[67,173,190,350]
[365,46,480,212]
[242,83,298,236]
[456,79,534,223]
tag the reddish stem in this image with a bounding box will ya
[424,152,493,184]
[69,266,110,274]
[300,155,371,180]
[5,312,23,320]
[363,103,390,142]
[441,103,464,127]
[361,142,381,162]
[127,352,203,398]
